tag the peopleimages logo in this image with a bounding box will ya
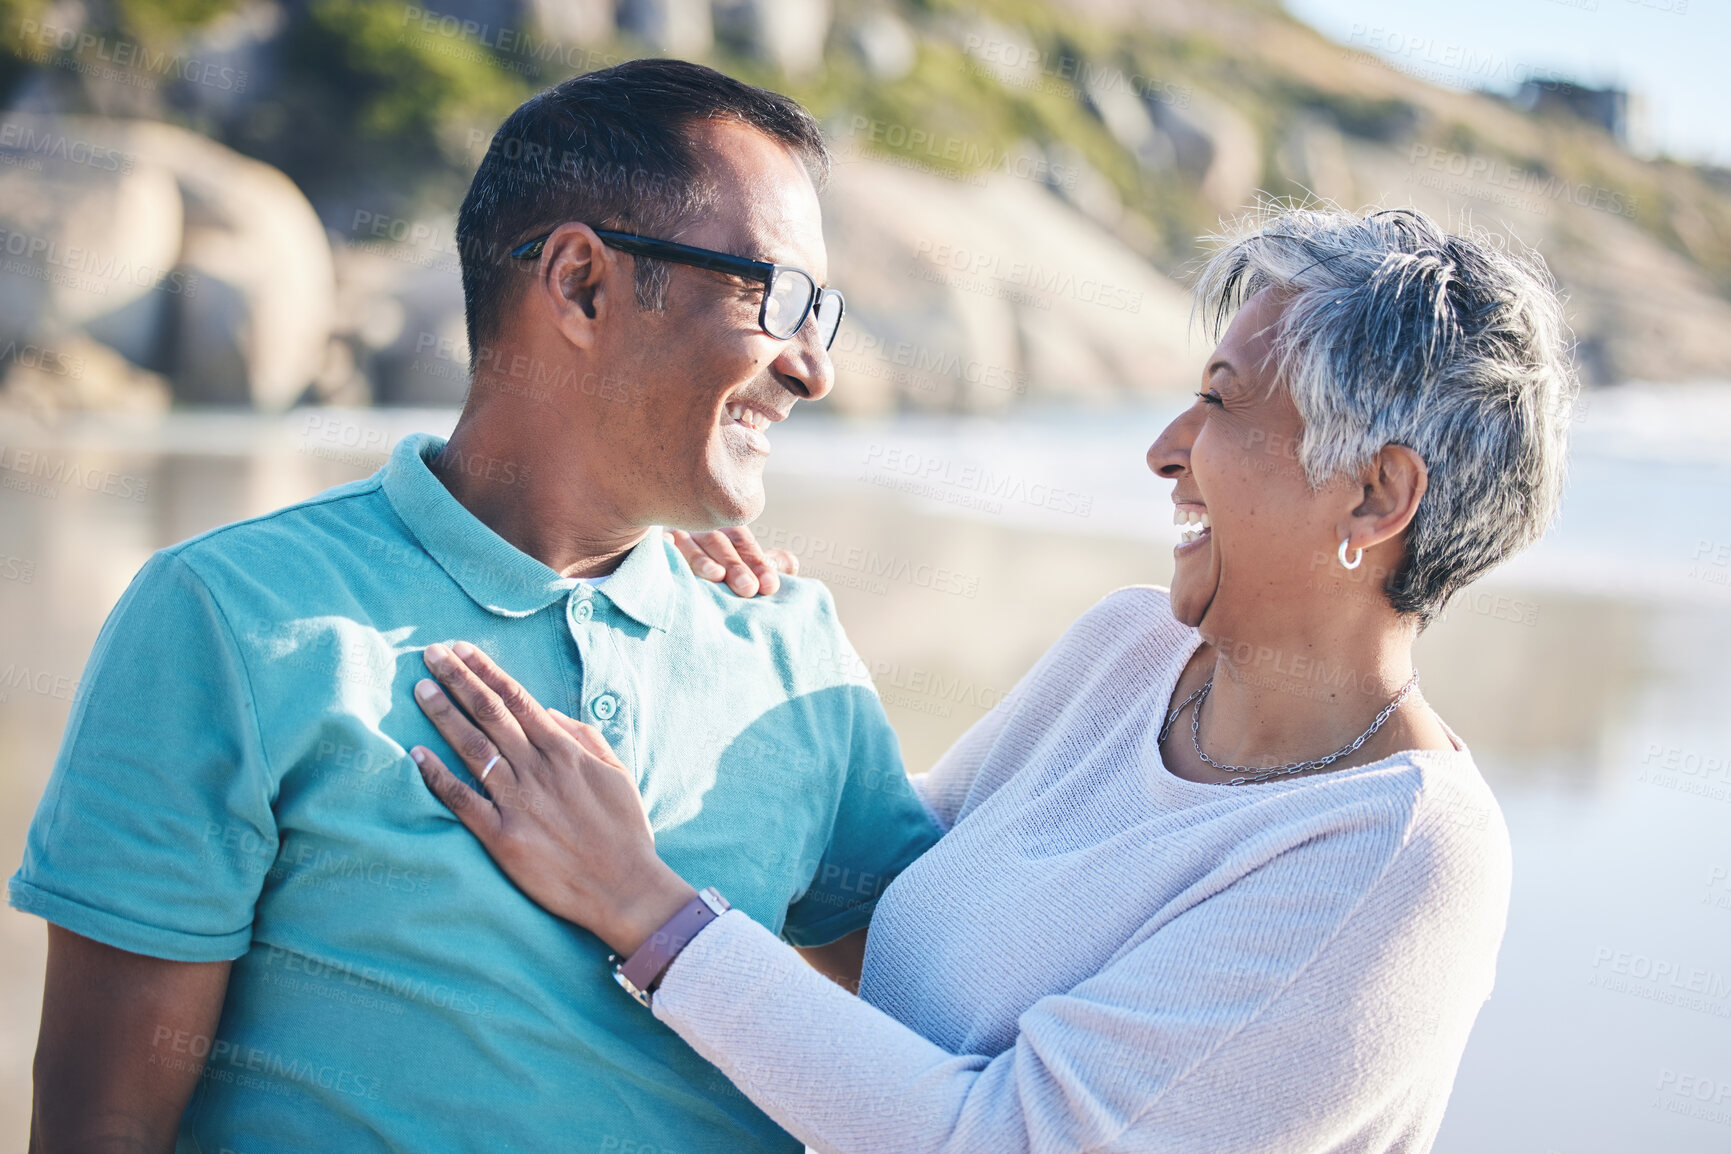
[842,116,1080,190]
[0,340,84,380]
[0,226,197,297]
[861,443,1094,518]
[17,20,249,92]
[0,121,133,173]
[911,240,1144,314]
[0,444,151,502]
[1407,145,1639,219]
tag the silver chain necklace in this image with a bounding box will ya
[1159,672,1421,786]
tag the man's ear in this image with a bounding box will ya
[528,223,618,352]
[1342,444,1428,552]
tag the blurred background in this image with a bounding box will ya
[2,0,1730,1148]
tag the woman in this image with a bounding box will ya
[407,206,1575,1152]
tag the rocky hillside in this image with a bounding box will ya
[1,0,1727,414]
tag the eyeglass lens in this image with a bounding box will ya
[813,290,843,349]
[763,269,815,340]
[763,270,844,348]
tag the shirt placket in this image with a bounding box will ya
[563,586,638,781]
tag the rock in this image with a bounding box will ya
[618,0,713,57]
[819,157,1201,416]
[0,333,171,415]
[526,0,614,45]
[0,122,183,367]
[329,242,470,407]
[1150,92,1262,217]
[716,0,832,76]
[846,10,915,81]
[1276,114,1357,206]
[0,115,334,409]
[1086,74,1173,172]
[138,122,334,408]
[172,0,285,129]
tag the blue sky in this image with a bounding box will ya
[1284,0,1731,166]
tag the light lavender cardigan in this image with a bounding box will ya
[654,587,1512,1153]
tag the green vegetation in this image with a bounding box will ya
[2,0,1727,303]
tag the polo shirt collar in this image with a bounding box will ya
[381,433,674,630]
[595,524,675,633]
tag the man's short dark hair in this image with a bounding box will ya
[456,58,830,356]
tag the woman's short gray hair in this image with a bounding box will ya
[1194,206,1578,626]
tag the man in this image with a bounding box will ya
[11,60,942,1151]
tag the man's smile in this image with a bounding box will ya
[720,398,785,454]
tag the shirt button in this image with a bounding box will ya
[572,599,594,623]
[590,693,619,721]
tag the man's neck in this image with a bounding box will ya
[431,411,647,580]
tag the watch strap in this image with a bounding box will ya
[612,887,730,1007]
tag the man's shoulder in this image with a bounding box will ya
[664,543,868,680]
[148,474,403,611]
[660,534,839,624]
[166,474,394,570]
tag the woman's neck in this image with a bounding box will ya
[1160,612,1452,784]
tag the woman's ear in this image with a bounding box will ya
[1346,445,1428,551]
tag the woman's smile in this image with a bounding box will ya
[1173,502,1212,551]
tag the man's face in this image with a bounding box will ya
[579,119,834,530]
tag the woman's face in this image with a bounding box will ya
[1147,288,1357,631]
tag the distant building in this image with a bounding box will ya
[1513,81,1642,148]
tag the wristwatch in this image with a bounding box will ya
[610,887,731,1008]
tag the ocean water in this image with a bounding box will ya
[0,390,1727,1150]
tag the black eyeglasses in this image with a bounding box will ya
[510,227,846,350]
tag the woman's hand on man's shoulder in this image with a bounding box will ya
[667,527,797,598]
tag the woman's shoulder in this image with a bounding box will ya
[1052,585,1195,664]
[1403,750,1512,887]
[1004,585,1199,707]
[1302,749,1512,925]
[1088,583,1179,620]
[1340,751,1514,1000]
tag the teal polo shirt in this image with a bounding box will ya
[9,433,942,1152]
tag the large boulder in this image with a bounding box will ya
[358,244,471,407]
[126,121,335,408]
[0,115,333,410]
[0,333,171,415]
[0,122,183,366]
[819,156,1201,416]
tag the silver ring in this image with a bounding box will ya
[480,753,502,782]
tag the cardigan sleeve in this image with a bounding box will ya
[652,784,1505,1154]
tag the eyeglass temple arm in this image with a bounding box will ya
[505,225,775,284]
[592,230,776,282]
[511,229,831,294]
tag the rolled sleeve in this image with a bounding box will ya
[8,550,275,961]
